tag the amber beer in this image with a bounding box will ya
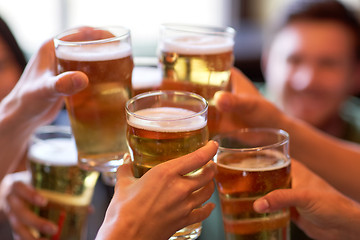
[126,91,208,240]
[158,24,235,137]
[127,107,208,177]
[213,129,291,240]
[54,26,134,172]
[28,127,99,240]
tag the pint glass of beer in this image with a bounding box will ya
[126,90,208,239]
[28,125,99,240]
[213,128,291,240]
[158,24,235,137]
[54,26,134,172]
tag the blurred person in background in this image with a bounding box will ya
[262,0,360,142]
[0,15,27,239]
[0,16,27,101]
[216,68,360,240]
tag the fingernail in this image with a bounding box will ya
[253,198,269,213]
[44,224,58,235]
[212,140,219,148]
[72,74,87,89]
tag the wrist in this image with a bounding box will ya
[96,202,140,240]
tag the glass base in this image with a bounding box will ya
[78,153,128,172]
[169,223,202,240]
[101,172,117,186]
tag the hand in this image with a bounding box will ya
[96,141,218,240]
[215,68,288,130]
[253,160,360,240]
[1,172,58,240]
[0,39,89,179]
[2,39,88,129]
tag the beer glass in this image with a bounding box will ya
[158,24,235,137]
[213,128,291,240]
[28,125,99,240]
[54,26,134,172]
[126,90,208,239]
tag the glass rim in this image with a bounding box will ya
[125,90,208,122]
[53,26,131,46]
[212,128,289,152]
[160,23,236,38]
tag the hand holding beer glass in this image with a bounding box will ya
[126,90,208,239]
[213,128,291,240]
[53,26,134,172]
[158,24,235,137]
[28,125,99,240]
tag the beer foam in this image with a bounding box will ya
[29,138,78,166]
[56,42,132,61]
[128,107,207,132]
[161,36,234,55]
[217,151,290,172]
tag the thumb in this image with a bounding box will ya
[115,154,135,184]
[54,71,88,95]
[253,189,310,213]
[230,68,260,95]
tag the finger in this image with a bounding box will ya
[214,91,262,113]
[253,189,311,213]
[54,71,89,95]
[230,68,260,95]
[10,222,38,240]
[7,194,58,235]
[116,154,135,184]
[11,182,47,206]
[187,181,215,211]
[182,161,217,193]
[167,141,218,176]
[185,202,215,226]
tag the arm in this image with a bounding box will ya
[253,160,360,240]
[0,40,88,180]
[96,141,218,240]
[215,68,360,201]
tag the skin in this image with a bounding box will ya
[0,40,88,180]
[0,36,22,101]
[96,141,218,240]
[254,160,360,240]
[263,21,360,137]
[3,142,218,240]
[215,68,360,202]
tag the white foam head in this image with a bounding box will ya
[128,107,207,132]
[29,138,78,166]
[56,42,132,61]
[217,150,290,172]
[161,35,234,55]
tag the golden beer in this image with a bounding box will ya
[213,129,291,240]
[28,135,99,240]
[126,91,208,240]
[127,107,208,177]
[158,24,235,137]
[54,27,134,172]
[216,151,291,240]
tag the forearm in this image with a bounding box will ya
[0,96,36,181]
[282,115,360,201]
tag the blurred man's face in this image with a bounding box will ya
[264,21,357,127]
[0,37,21,100]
